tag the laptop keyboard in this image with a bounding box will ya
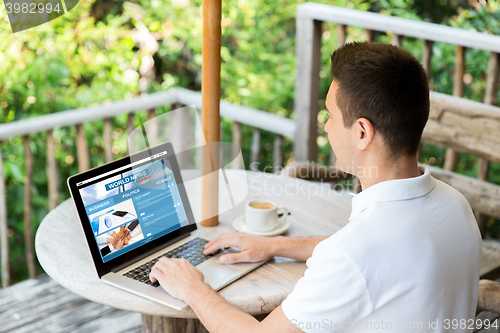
[123,237,221,287]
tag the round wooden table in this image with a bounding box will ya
[35,170,352,332]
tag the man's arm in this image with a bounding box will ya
[149,258,304,333]
[148,233,328,332]
[190,290,300,333]
[203,232,328,263]
[271,235,328,261]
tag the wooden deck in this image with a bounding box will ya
[0,274,141,333]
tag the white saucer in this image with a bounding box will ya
[232,215,290,237]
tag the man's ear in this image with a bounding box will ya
[354,118,375,150]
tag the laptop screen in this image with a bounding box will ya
[76,150,189,263]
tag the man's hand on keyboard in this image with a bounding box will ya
[203,232,273,264]
[149,257,209,302]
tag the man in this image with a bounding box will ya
[149,42,481,332]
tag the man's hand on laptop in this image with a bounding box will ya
[203,232,273,264]
[147,233,315,333]
[205,233,329,263]
[149,257,211,303]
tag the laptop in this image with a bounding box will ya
[67,141,268,310]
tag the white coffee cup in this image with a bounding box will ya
[245,200,288,232]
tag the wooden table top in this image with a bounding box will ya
[35,169,352,318]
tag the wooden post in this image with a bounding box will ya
[418,39,434,162]
[195,110,203,171]
[294,17,322,162]
[46,130,59,210]
[481,52,500,173]
[231,121,243,169]
[127,113,135,137]
[422,39,434,92]
[476,157,490,238]
[76,123,90,172]
[444,45,466,172]
[103,118,113,163]
[201,0,221,226]
[0,142,9,288]
[147,109,158,147]
[337,24,346,47]
[170,104,192,169]
[219,122,224,169]
[273,134,283,171]
[250,128,261,168]
[476,52,500,236]
[391,33,402,47]
[23,136,36,280]
[365,29,374,42]
[453,46,466,97]
[422,40,434,79]
[484,53,500,106]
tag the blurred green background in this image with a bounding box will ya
[1,0,499,285]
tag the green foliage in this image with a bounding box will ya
[0,0,499,285]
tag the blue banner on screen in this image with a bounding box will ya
[104,170,151,191]
[78,155,188,263]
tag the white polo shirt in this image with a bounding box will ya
[282,165,481,332]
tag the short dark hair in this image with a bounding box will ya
[330,42,429,157]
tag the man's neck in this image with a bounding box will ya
[356,156,422,191]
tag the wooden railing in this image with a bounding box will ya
[293,3,500,230]
[294,3,500,162]
[0,87,296,288]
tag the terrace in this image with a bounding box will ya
[1,2,500,332]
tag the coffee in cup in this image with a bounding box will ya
[249,202,275,210]
[245,200,288,232]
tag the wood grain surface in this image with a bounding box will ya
[0,274,142,333]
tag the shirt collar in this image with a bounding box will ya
[349,165,436,221]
